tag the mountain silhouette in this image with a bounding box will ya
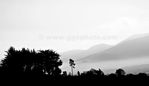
[61,44,111,65]
[61,33,149,73]
[78,33,149,62]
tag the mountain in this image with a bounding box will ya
[61,33,149,74]
[78,33,149,62]
[60,44,112,63]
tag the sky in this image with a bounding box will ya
[1,0,149,58]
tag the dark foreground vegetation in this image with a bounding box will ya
[0,47,149,84]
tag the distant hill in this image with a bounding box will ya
[78,33,149,62]
[60,44,111,63]
[61,33,149,74]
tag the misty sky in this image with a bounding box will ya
[1,0,149,58]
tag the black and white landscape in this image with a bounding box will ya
[1,0,149,82]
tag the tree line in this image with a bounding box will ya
[0,47,149,82]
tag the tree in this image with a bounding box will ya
[77,71,81,76]
[62,71,67,77]
[69,59,75,76]
[115,68,126,77]
[0,47,62,78]
[97,68,104,76]
[38,50,62,76]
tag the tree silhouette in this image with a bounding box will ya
[77,71,81,76]
[115,68,126,77]
[69,59,75,76]
[62,71,67,77]
[97,68,104,76]
[38,50,62,76]
[0,46,62,78]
